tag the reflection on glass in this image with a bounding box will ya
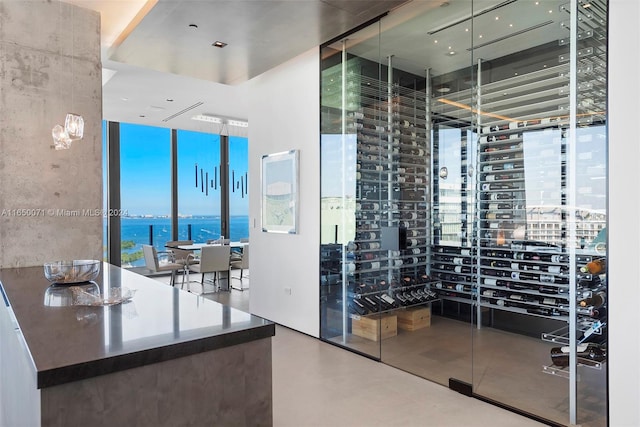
[177,130,221,242]
[228,136,249,241]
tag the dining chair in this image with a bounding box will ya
[231,237,249,260]
[142,245,185,287]
[188,245,231,293]
[230,245,249,291]
[165,240,200,289]
[165,240,199,267]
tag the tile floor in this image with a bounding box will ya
[153,271,546,426]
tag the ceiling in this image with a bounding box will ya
[66,0,576,136]
[66,0,410,135]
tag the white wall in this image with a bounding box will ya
[609,1,640,425]
[246,48,320,337]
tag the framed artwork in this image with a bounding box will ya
[261,149,299,233]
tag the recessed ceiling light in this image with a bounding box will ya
[465,28,469,32]
[139,115,146,118]
[495,16,499,20]
[121,97,128,101]
[188,24,198,29]
[479,34,483,38]
[212,41,227,48]
[436,85,451,93]
[434,40,438,44]
[448,51,456,56]
[166,98,174,102]
[549,9,553,13]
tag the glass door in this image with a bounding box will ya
[320,23,385,359]
[469,0,608,425]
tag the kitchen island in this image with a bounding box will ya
[0,262,275,426]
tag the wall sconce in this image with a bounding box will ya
[65,113,84,140]
[52,113,84,150]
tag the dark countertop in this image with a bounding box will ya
[0,262,274,389]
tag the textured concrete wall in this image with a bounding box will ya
[0,1,103,267]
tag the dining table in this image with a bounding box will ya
[177,241,247,251]
[176,242,248,291]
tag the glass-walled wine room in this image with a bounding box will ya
[319,1,608,426]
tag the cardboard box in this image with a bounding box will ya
[396,307,431,331]
[352,314,397,341]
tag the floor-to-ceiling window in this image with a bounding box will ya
[228,136,249,241]
[120,123,171,267]
[177,130,222,242]
[103,122,248,269]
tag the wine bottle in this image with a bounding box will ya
[349,299,368,315]
[362,261,381,270]
[485,174,512,182]
[508,293,536,303]
[517,119,542,127]
[482,183,514,190]
[490,193,513,200]
[550,343,606,367]
[484,212,513,220]
[526,307,562,316]
[483,278,509,287]
[578,291,606,308]
[511,271,537,281]
[483,249,512,259]
[373,294,393,310]
[483,269,510,278]
[581,258,606,275]
[395,293,410,306]
[487,203,512,210]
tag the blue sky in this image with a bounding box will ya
[112,122,248,217]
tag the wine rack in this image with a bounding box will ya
[475,60,574,323]
[349,74,431,287]
[430,245,476,305]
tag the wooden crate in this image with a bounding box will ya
[352,314,397,341]
[396,307,431,331]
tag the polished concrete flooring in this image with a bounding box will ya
[154,272,551,426]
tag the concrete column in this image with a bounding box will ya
[0,0,103,267]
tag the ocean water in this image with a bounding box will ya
[112,216,249,267]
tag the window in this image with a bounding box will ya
[177,130,222,242]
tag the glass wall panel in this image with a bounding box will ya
[319,0,608,425]
[176,130,222,243]
[228,136,249,241]
[320,23,385,359]
[469,0,607,425]
[119,123,171,267]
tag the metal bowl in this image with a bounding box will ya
[43,260,100,284]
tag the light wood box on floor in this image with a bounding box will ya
[352,314,397,341]
[396,307,431,331]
